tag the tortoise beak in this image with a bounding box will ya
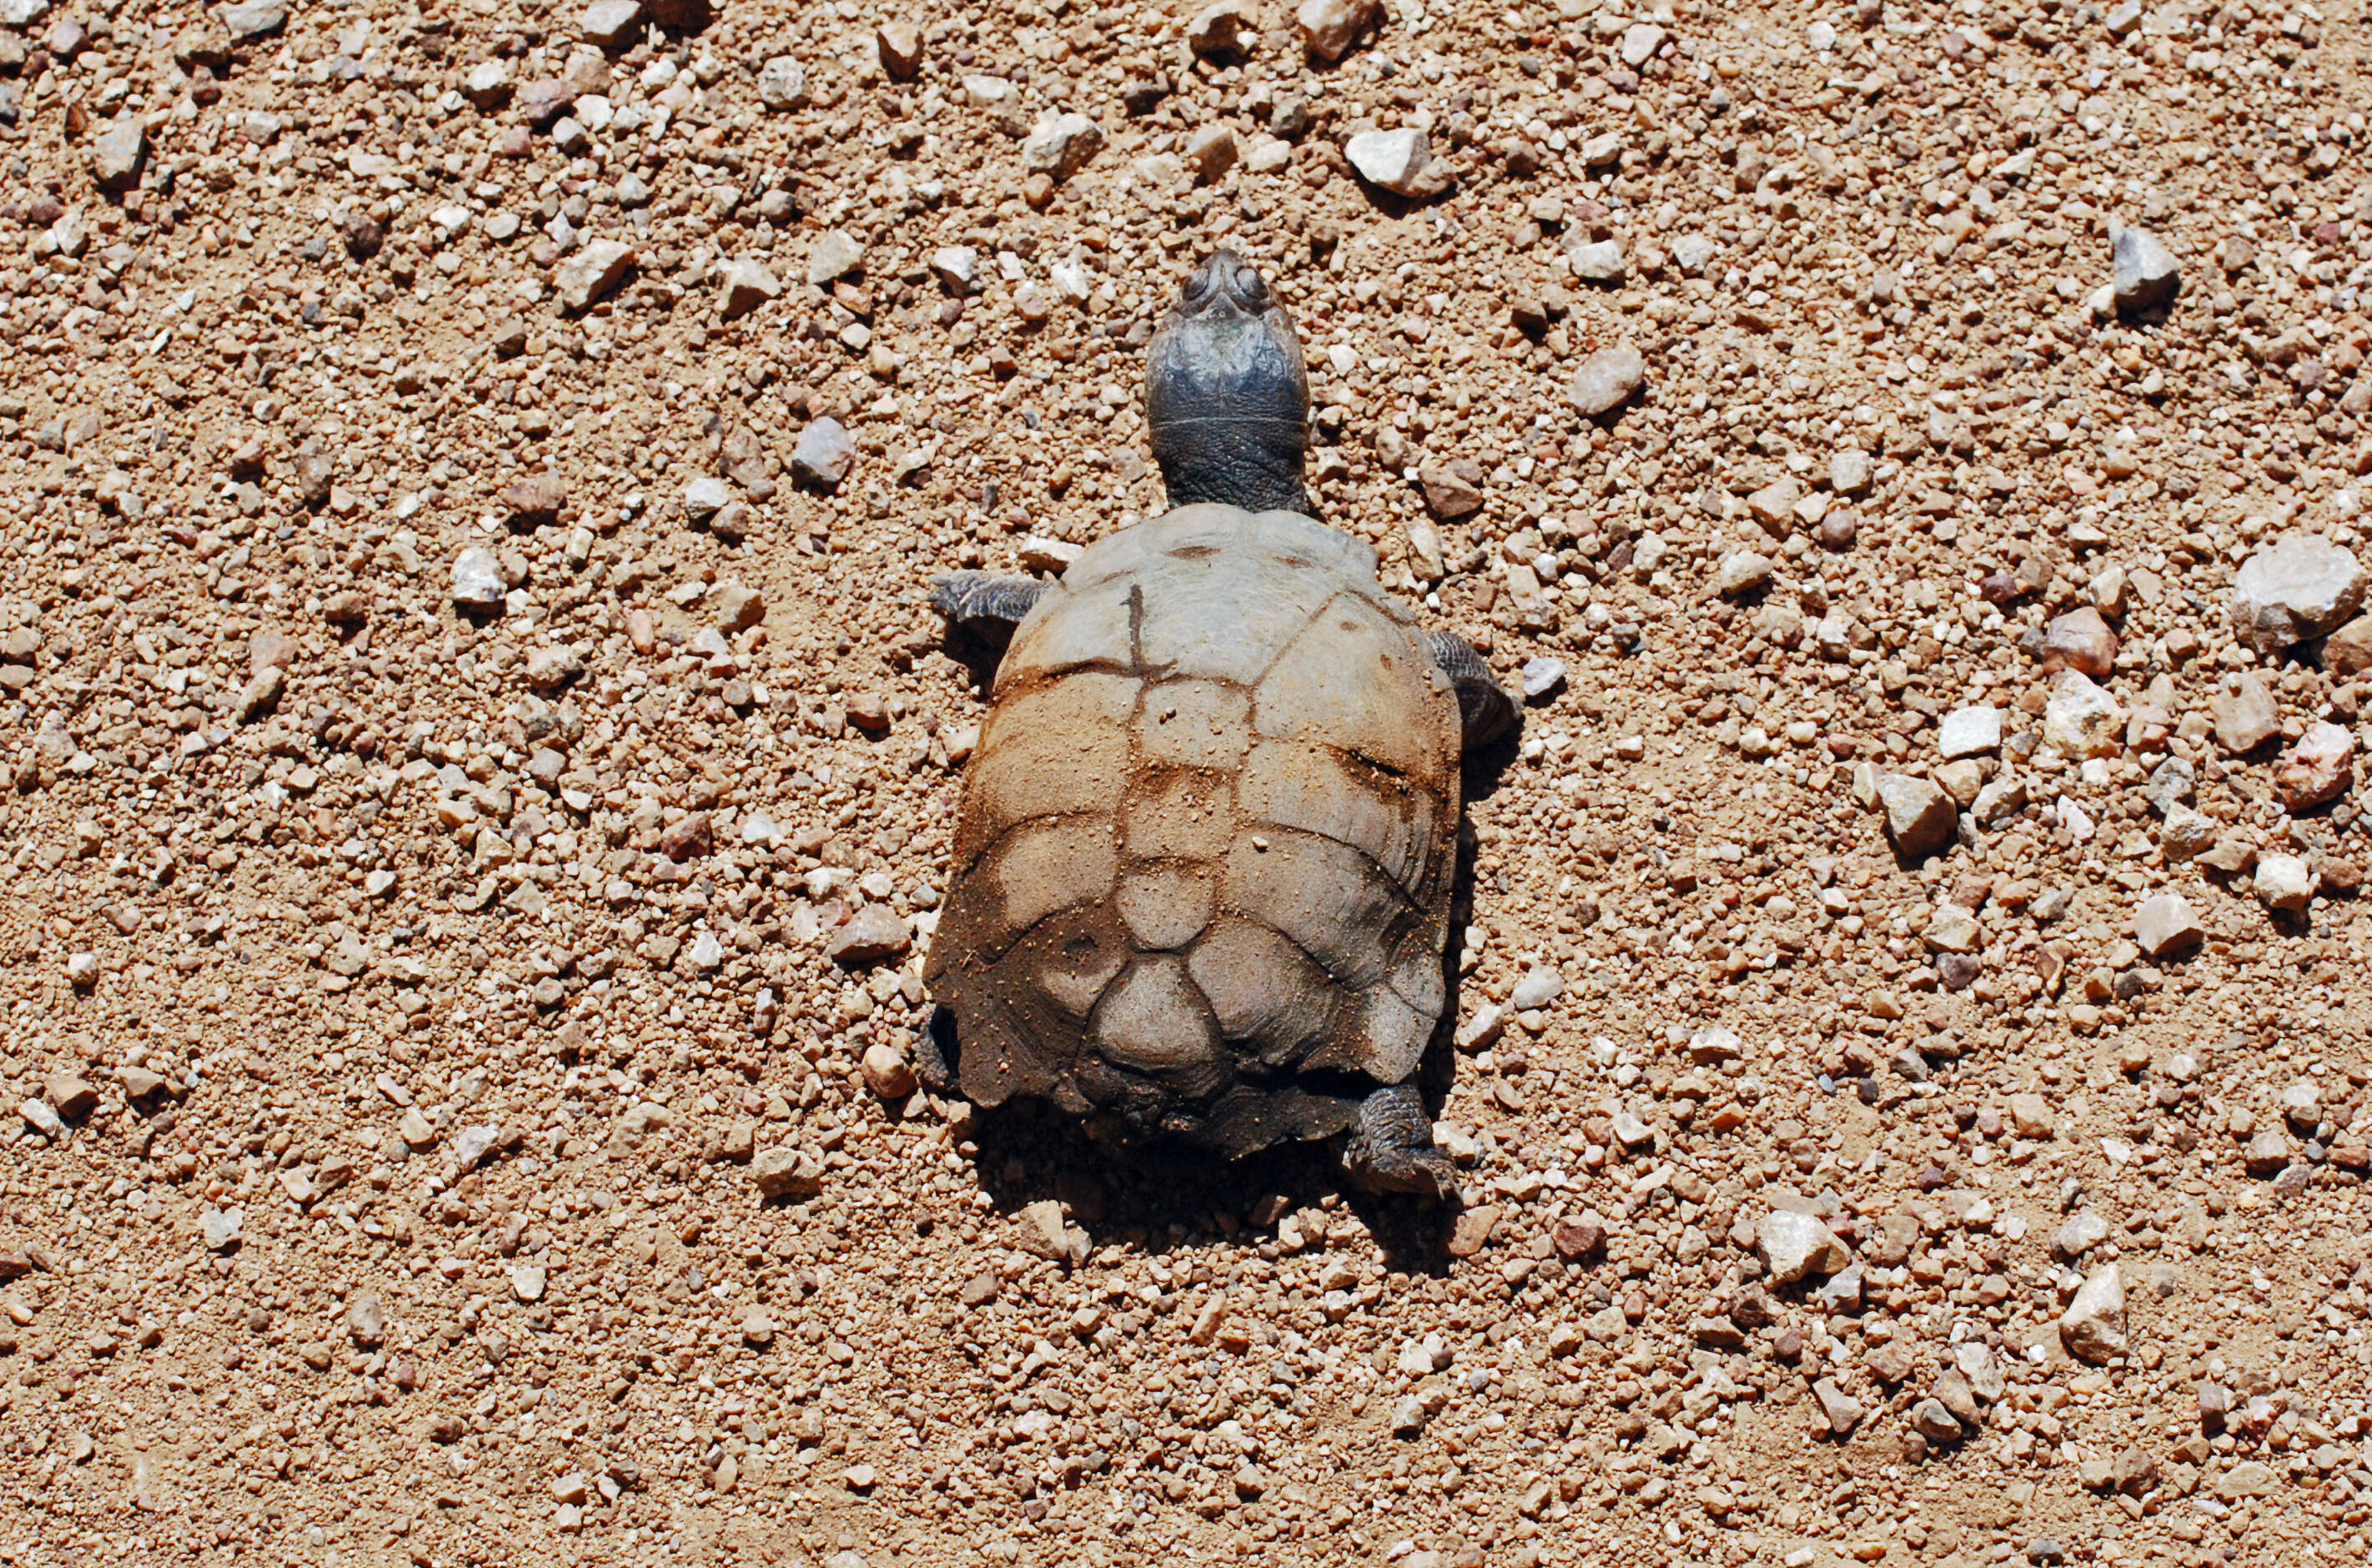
[1174,249,1274,319]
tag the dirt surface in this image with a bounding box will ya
[6,0,2372,1564]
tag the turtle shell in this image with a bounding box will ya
[924,504,1465,1158]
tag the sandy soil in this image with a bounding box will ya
[4,0,2372,1565]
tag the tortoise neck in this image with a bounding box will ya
[1152,416,1312,518]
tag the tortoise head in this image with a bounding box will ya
[1143,249,1313,518]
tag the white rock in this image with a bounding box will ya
[1379,515,1435,585]
[1455,1004,1505,1054]
[1747,478,1803,526]
[1711,550,1772,597]
[1018,535,1084,574]
[1296,0,1374,62]
[2059,1264,2127,1364]
[2144,756,2197,815]
[1520,656,1565,699]
[2053,1213,2111,1259]
[554,239,634,311]
[1048,256,1093,304]
[1344,128,1447,199]
[577,0,640,48]
[2133,893,2204,957]
[1620,22,1666,65]
[1937,706,2003,759]
[1686,1027,1742,1065]
[203,1206,244,1250]
[1568,345,1645,416]
[2160,805,2218,862]
[2229,533,2367,652]
[451,548,506,608]
[1023,113,1104,182]
[792,419,856,489]
[2042,672,2123,759]
[1757,1210,1848,1284]
[1922,904,1981,953]
[756,56,807,111]
[525,645,583,691]
[718,257,781,319]
[751,1144,823,1199]
[221,0,288,38]
[1128,152,1185,193]
[1875,772,1956,858]
[931,245,981,294]
[806,229,867,287]
[1829,447,1873,495]
[1244,135,1294,174]
[1957,1342,2006,1400]
[1183,123,1238,181]
[1971,773,2028,827]
[2254,853,2317,915]
[1509,966,1564,1011]
[1566,239,1626,284]
[452,1123,503,1167]
[1183,0,1254,58]
[1014,1199,1087,1263]
[962,73,1014,109]
[90,115,146,192]
[2109,222,2182,314]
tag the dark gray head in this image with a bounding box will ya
[1143,249,1312,517]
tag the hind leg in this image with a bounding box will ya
[1341,1081,1461,1203]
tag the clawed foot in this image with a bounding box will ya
[915,1005,960,1094]
[1341,1082,1463,1204]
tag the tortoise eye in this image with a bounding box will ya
[1183,264,1221,305]
[1231,264,1269,305]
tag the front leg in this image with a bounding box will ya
[915,1004,961,1094]
[1341,1080,1462,1204]
[931,572,1051,637]
[1423,630,1519,751]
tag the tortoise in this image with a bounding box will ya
[919,249,1515,1199]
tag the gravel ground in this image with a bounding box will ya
[6,0,2372,1565]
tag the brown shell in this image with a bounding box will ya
[925,505,1464,1156]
